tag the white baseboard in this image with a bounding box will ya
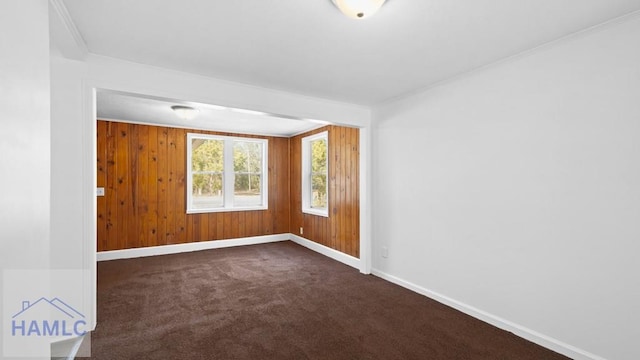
[97,233,362,272]
[97,234,289,261]
[289,234,360,270]
[371,269,605,360]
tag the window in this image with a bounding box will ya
[187,133,267,213]
[302,131,328,217]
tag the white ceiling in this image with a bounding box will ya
[62,0,640,106]
[97,91,325,137]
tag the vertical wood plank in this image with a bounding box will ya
[244,212,253,237]
[175,131,187,243]
[334,126,341,252]
[200,213,208,241]
[147,125,158,247]
[189,214,199,242]
[263,138,275,235]
[216,213,224,240]
[339,126,347,254]
[127,124,139,248]
[232,212,240,238]
[105,122,117,251]
[186,215,193,242]
[157,127,168,246]
[251,212,259,237]
[275,137,290,234]
[96,121,107,251]
[353,128,360,257]
[345,127,353,256]
[271,137,280,234]
[166,127,178,244]
[199,214,209,241]
[345,127,352,256]
[237,211,246,238]
[102,122,110,251]
[289,136,300,235]
[115,122,129,251]
[137,125,149,248]
[223,213,232,239]
[212,214,219,240]
[330,127,338,250]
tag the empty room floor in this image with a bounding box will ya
[89,242,568,359]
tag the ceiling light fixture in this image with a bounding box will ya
[331,0,386,19]
[171,105,199,120]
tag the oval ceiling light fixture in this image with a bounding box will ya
[331,0,386,19]
[171,105,199,120]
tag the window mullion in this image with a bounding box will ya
[223,140,235,208]
[262,142,267,207]
[301,140,309,211]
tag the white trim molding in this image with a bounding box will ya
[186,133,269,214]
[49,0,88,60]
[358,126,371,275]
[83,83,97,331]
[289,234,360,270]
[370,269,607,360]
[97,234,289,261]
[301,131,329,217]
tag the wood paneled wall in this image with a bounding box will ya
[96,120,290,251]
[289,126,360,258]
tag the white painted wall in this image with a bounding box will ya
[372,14,640,360]
[50,57,87,270]
[0,0,51,355]
[0,0,51,276]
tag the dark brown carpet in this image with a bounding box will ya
[88,241,569,359]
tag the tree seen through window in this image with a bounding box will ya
[191,139,224,208]
[233,141,263,207]
[311,138,328,209]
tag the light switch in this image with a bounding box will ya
[96,187,105,196]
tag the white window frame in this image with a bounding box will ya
[302,131,329,217]
[187,133,268,213]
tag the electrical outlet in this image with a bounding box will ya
[299,227,304,235]
[381,246,388,258]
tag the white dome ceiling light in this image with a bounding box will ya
[331,0,387,19]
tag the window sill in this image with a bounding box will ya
[187,206,268,214]
[302,208,329,218]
